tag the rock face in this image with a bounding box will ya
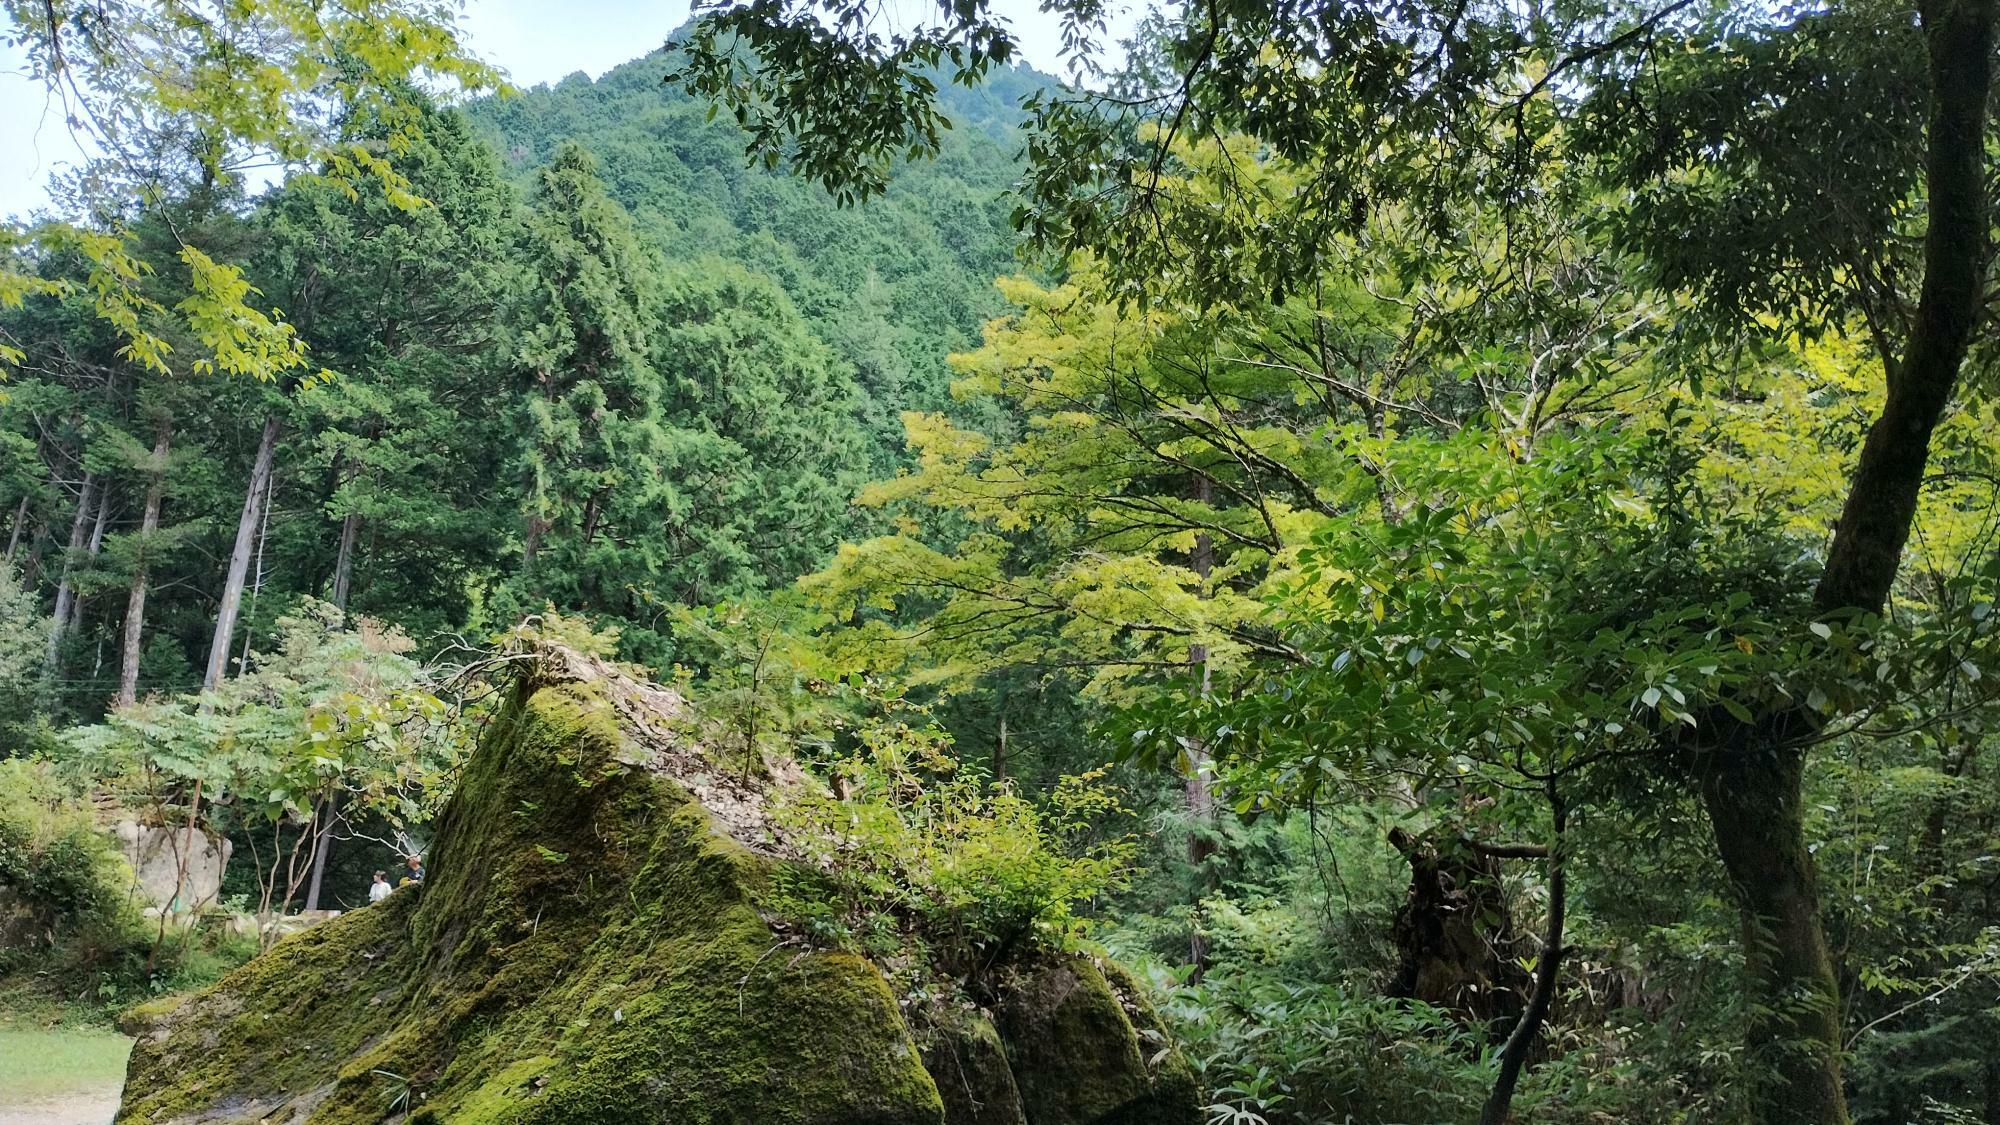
[117,649,1196,1125]
[112,818,232,912]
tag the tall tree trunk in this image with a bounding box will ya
[1698,7,1995,1122]
[522,514,544,578]
[47,471,99,671]
[993,711,1008,787]
[1701,740,1846,1125]
[329,510,361,611]
[19,509,49,587]
[580,486,608,547]
[118,421,171,707]
[4,496,27,564]
[303,793,336,912]
[237,476,275,673]
[73,481,112,621]
[204,416,280,692]
[1186,475,1217,975]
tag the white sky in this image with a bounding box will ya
[0,0,1138,221]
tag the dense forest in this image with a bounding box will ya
[2,2,1999,1125]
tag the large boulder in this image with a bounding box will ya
[117,649,1195,1125]
[111,819,232,913]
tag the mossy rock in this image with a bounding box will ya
[992,955,1200,1125]
[116,649,1196,1125]
[922,1009,1025,1125]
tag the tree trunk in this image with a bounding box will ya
[1691,6,1995,1123]
[73,481,112,623]
[47,470,99,671]
[1388,827,1530,1026]
[237,475,275,673]
[1984,1051,2000,1125]
[580,486,608,547]
[4,496,27,564]
[1813,0,1996,619]
[19,517,48,586]
[1701,745,1847,1125]
[329,509,361,611]
[118,421,171,707]
[993,711,1008,787]
[204,416,280,692]
[1186,476,1217,975]
[303,793,336,912]
[522,514,544,578]
[1480,788,1567,1125]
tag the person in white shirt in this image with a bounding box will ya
[367,870,392,904]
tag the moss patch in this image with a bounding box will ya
[922,1010,1025,1125]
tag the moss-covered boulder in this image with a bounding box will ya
[993,957,1200,1125]
[117,649,1195,1125]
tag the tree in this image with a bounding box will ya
[1575,6,1999,1118]
[647,260,867,604]
[682,4,2000,1118]
[62,604,464,938]
[505,144,870,659]
[2,0,499,386]
[256,104,521,635]
[508,141,673,614]
[116,413,171,707]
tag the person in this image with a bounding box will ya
[368,870,391,904]
[404,853,425,885]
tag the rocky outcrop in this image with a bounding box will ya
[111,819,231,912]
[116,648,1195,1125]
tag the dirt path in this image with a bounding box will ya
[0,1090,122,1125]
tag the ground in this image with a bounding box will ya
[0,1009,132,1125]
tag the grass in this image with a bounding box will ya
[0,995,132,1105]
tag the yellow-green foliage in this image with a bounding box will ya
[767,715,1133,972]
[6,0,501,381]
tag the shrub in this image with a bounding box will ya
[0,759,150,989]
[0,759,260,1002]
[766,713,1135,980]
[1153,968,1488,1125]
[1145,960,1719,1125]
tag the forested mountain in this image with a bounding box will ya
[0,47,1049,709]
[465,51,1041,468]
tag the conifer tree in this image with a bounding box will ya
[509,143,668,614]
[257,105,522,634]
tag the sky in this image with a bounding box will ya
[0,0,1136,221]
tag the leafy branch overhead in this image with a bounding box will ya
[2,0,500,380]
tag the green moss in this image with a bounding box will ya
[922,1010,1025,1125]
[116,659,1193,1125]
[428,1054,557,1123]
[993,957,1149,1125]
[990,955,1200,1125]
[1093,960,1200,1125]
[118,674,941,1125]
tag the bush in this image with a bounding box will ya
[766,713,1135,980]
[1147,962,1715,1125]
[1153,968,1488,1125]
[0,759,150,989]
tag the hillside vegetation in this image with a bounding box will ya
[4,4,2000,1125]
